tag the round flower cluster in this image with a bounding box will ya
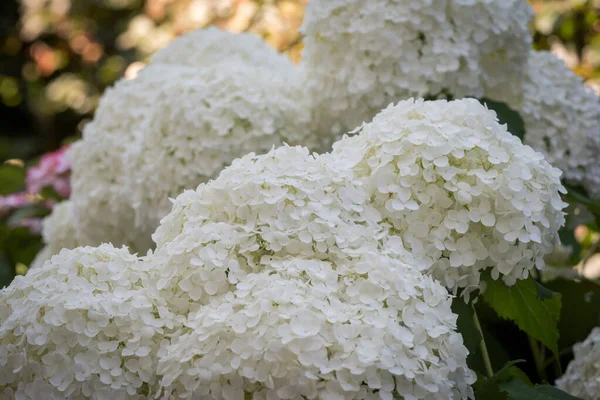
[150,145,375,311]
[328,98,566,293]
[151,145,475,399]
[0,245,177,399]
[42,27,313,255]
[555,327,600,399]
[300,0,534,141]
[500,51,600,198]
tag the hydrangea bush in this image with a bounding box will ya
[2,0,600,399]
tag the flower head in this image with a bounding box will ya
[151,146,475,399]
[499,51,600,198]
[0,245,177,398]
[328,98,566,293]
[300,0,533,143]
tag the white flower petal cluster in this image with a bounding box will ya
[151,145,475,399]
[556,327,600,400]
[300,0,533,141]
[2,98,571,399]
[158,255,474,400]
[328,98,566,293]
[500,51,600,198]
[0,245,177,399]
[44,27,313,254]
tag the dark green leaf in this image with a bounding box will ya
[451,298,482,358]
[500,378,583,400]
[483,276,561,355]
[546,279,600,349]
[0,256,15,289]
[2,227,44,266]
[479,98,526,140]
[535,281,558,301]
[474,360,529,400]
[0,164,26,195]
[563,184,600,216]
[39,185,65,201]
[558,225,582,266]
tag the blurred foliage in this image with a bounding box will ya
[531,0,600,91]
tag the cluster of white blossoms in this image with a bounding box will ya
[1,98,570,399]
[0,245,178,399]
[151,145,475,399]
[556,327,600,399]
[501,51,600,198]
[299,1,600,201]
[41,27,313,255]
[300,0,534,139]
[328,99,566,293]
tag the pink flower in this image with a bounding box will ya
[0,193,31,214]
[13,218,44,235]
[26,145,72,198]
[0,193,38,222]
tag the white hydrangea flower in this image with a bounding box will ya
[499,51,600,198]
[44,27,312,254]
[300,0,533,142]
[328,98,566,293]
[123,62,314,244]
[152,26,295,74]
[157,255,475,400]
[151,146,376,312]
[151,146,475,399]
[556,327,600,399]
[0,245,179,399]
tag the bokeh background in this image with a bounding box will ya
[0,0,599,286]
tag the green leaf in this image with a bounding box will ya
[546,279,600,349]
[0,256,15,289]
[2,227,44,266]
[474,360,530,400]
[479,98,526,140]
[535,280,558,301]
[451,298,482,358]
[563,184,600,217]
[0,164,26,195]
[483,276,561,355]
[500,378,583,400]
[557,225,582,266]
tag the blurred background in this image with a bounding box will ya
[0,0,598,165]
[0,0,599,286]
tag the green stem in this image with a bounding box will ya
[472,305,494,378]
[529,336,547,381]
[542,347,573,369]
